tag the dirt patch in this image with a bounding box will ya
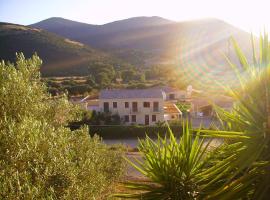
[64,38,84,47]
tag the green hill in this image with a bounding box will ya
[0,22,128,76]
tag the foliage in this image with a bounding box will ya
[87,125,183,139]
[195,33,270,199]
[114,123,217,199]
[126,82,148,89]
[87,111,122,125]
[0,22,138,78]
[0,53,125,199]
[64,84,92,95]
[176,102,192,113]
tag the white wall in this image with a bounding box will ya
[99,98,164,125]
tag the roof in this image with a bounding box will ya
[85,99,99,106]
[199,101,233,111]
[164,102,182,114]
[154,86,179,93]
[80,94,99,102]
[100,89,165,99]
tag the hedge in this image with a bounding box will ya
[88,125,183,139]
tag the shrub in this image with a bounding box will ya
[0,53,125,199]
[114,123,218,199]
[64,84,92,95]
[87,125,183,139]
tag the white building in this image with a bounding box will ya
[159,86,189,102]
[99,89,181,125]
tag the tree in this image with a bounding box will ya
[121,69,137,82]
[0,53,125,199]
[88,62,116,87]
[95,72,111,88]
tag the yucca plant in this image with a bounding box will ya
[197,33,270,199]
[114,122,222,199]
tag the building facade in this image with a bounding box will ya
[99,89,166,125]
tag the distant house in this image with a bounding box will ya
[164,102,182,121]
[70,96,99,111]
[187,101,234,128]
[99,89,181,125]
[157,86,188,102]
[197,100,234,117]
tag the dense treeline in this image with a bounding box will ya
[45,63,188,96]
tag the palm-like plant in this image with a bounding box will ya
[198,33,270,199]
[114,122,220,199]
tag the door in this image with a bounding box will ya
[145,115,149,125]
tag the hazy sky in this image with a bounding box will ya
[0,0,268,34]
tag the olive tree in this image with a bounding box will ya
[0,53,125,199]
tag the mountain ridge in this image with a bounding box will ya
[2,16,256,89]
[29,16,255,88]
[0,22,130,76]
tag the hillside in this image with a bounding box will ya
[0,22,128,76]
[32,16,173,40]
[31,17,255,90]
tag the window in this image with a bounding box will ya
[169,94,175,100]
[152,115,156,122]
[132,102,138,112]
[143,102,150,108]
[131,115,136,122]
[153,102,159,112]
[124,115,129,122]
[125,102,129,108]
[104,102,109,112]
[113,102,117,108]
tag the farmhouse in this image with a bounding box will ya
[99,88,182,125]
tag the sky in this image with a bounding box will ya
[0,0,269,35]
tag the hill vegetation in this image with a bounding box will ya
[31,17,256,91]
[0,22,132,77]
[1,17,256,93]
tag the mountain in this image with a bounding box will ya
[31,17,255,89]
[31,17,253,61]
[0,22,128,76]
[32,16,173,39]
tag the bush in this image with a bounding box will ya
[48,87,59,96]
[64,84,92,95]
[87,125,183,139]
[126,82,148,89]
[0,53,125,199]
[114,123,218,199]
